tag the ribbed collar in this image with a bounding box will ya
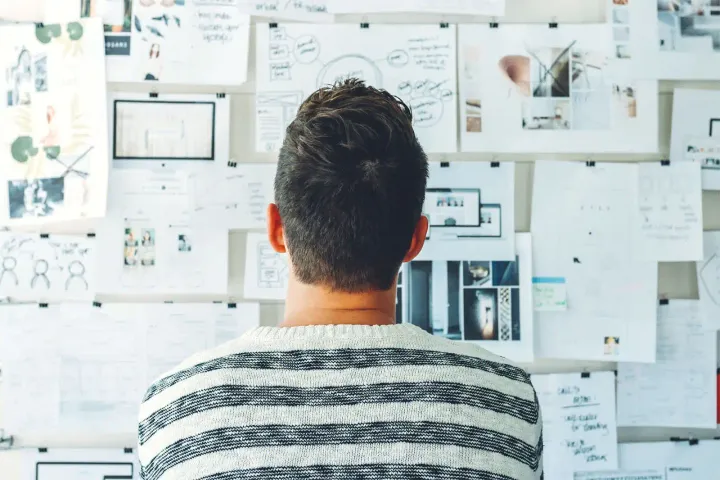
[242,323,428,340]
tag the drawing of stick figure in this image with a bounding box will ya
[0,257,18,286]
[31,259,50,289]
[65,260,88,290]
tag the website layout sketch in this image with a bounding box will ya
[425,188,500,238]
[21,448,139,480]
[255,23,458,153]
[243,232,289,300]
[406,259,521,343]
[113,99,216,161]
[257,241,288,289]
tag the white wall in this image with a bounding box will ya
[2,0,720,474]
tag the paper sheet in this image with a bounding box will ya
[255,23,458,153]
[239,0,331,21]
[16,448,140,480]
[0,19,109,227]
[637,161,704,261]
[190,162,276,230]
[109,92,231,171]
[597,439,720,480]
[0,232,96,302]
[670,89,720,190]
[243,232,289,300]
[84,1,250,85]
[0,0,79,23]
[416,161,515,261]
[326,0,505,15]
[632,1,720,79]
[532,161,658,362]
[617,300,718,429]
[0,302,259,437]
[532,372,619,478]
[698,231,720,331]
[404,233,533,362]
[97,169,229,297]
[458,23,658,153]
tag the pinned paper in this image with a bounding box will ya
[532,277,567,311]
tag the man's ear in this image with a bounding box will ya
[403,214,428,262]
[266,203,286,254]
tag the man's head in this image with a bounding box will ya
[268,79,428,293]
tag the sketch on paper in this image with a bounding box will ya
[0,233,95,301]
[611,0,632,59]
[0,19,109,226]
[257,240,289,289]
[256,24,458,153]
[81,0,133,56]
[113,100,216,160]
[658,0,720,53]
[239,0,331,19]
[459,24,657,153]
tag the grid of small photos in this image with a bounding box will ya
[612,0,630,59]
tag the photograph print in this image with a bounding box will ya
[8,177,64,219]
[658,0,720,52]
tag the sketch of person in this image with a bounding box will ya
[144,44,162,81]
[42,105,59,147]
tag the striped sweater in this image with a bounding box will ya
[138,324,543,480]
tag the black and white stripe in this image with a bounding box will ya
[142,348,531,401]
[139,381,538,445]
[142,422,538,480]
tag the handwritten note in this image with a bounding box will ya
[698,231,720,331]
[617,300,717,429]
[637,162,703,261]
[532,277,567,311]
[532,372,618,477]
[239,0,331,20]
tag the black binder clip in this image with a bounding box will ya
[228,303,237,309]
[440,22,449,29]
[580,372,591,378]
[87,232,96,238]
[440,161,450,168]
[0,431,14,449]
[489,22,499,28]
[39,303,49,308]
[585,161,595,167]
[490,161,500,167]
[227,160,237,168]
[35,22,45,28]
[216,93,226,99]
[659,298,669,305]
[124,447,134,454]
[269,22,278,29]
[549,22,558,28]
[40,233,50,238]
[360,22,369,29]
[93,301,102,308]
[38,447,48,453]
[149,92,159,98]
[660,159,670,166]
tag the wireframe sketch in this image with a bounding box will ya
[406,258,521,343]
[424,188,502,238]
[256,24,458,153]
[658,0,720,52]
[113,100,215,160]
[257,241,289,289]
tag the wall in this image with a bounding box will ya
[2,0,720,474]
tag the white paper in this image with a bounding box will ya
[190,162,276,230]
[92,1,250,85]
[16,448,140,480]
[326,0,504,15]
[532,372,619,477]
[459,24,659,153]
[0,0,79,23]
[255,23,458,153]
[0,232,96,302]
[637,162,704,261]
[404,233,533,362]
[670,89,720,190]
[617,300,717,429]
[97,169,229,297]
[239,0,332,21]
[532,161,658,362]
[532,276,567,311]
[0,302,259,436]
[698,231,720,331]
[0,19,110,227]
[635,0,720,80]
[243,232,288,300]
[417,162,515,261]
[109,92,230,171]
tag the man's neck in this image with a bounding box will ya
[280,279,396,328]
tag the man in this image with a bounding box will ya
[138,79,543,480]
